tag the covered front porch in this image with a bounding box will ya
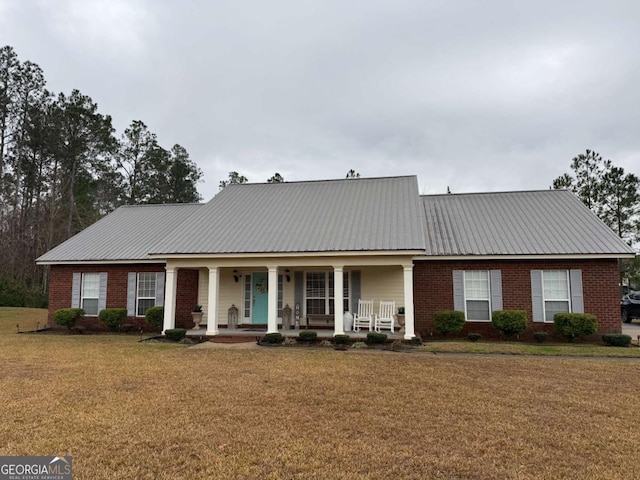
[161,254,417,340]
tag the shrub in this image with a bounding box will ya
[602,333,632,347]
[98,308,127,331]
[334,334,350,345]
[553,313,598,341]
[165,328,187,341]
[351,341,368,349]
[533,332,549,344]
[491,310,527,337]
[366,332,387,345]
[145,306,164,330]
[434,310,465,336]
[298,330,318,343]
[467,333,482,342]
[263,332,284,344]
[410,336,423,346]
[53,308,84,331]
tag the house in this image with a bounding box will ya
[37,175,635,339]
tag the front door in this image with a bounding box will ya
[252,272,268,324]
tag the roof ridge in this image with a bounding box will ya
[227,175,417,187]
[421,189,568,198]
[119,202,204,208]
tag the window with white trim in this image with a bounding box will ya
[81,273,100,316]
[305,271,349,315]
[136,272,157,316]
[542,270,571,322]
[464,271,490,321]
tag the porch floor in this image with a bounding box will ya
[185,327,406,340]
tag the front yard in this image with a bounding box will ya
[2,308,640,479]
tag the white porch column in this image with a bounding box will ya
[333,266,345,335]
[162,267,177,334]
[267,266,278,333]
[403,264,415,340]
[206,267,219,336]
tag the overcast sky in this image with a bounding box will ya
[1,0,639,200]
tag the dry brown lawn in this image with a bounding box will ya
[1,308,640,479]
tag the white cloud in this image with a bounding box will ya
[36,0,152,57]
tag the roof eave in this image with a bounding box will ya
[415,253,636,261]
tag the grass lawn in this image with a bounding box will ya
[2,308,640,479]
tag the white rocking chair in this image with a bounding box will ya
[375,301,396,333]
[353,299,374,332]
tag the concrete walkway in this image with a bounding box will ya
[622,320,640,339]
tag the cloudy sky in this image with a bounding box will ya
[1,0,639,200]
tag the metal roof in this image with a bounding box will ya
[421,190,635,256]
[36,203,204,262]
[37,181,635,264]
[150,176,426,255]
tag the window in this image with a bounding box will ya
[464,271,490,321]
[542,270,570,322]
[243,274,252,318]
[305,271,349,315]
[277,274,284,317]
[81,273,100,316]
[137,272,157,316]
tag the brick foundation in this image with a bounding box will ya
[413,258,621,340]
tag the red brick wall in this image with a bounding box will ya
[413,259,621,340]
[175,269,199,330]
[47,264,199,331]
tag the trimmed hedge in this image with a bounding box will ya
[491,310,527,337]
[366,332,387,345]
[53,308,84,331]
[434,310,465,336]
[263,332,284,344]
[98,308,128,331]
[298,330,318,343]
[467,333,482,342]
[533,332,549,344]
[553,313,597,340]
[602,333,632,347]
[333,334,350,345]
[145,306,164,330]
[165,328,187,342]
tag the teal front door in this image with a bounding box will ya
[252,272,268,324]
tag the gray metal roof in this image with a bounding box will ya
[421,190,635,256]
[150,176,426,255]
[36,203,204,262]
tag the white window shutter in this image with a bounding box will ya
[452,270,465,312]
[155,272,165,306]
[98,272,108,314]
[531,270,544,322]
[127,272,136,316]
[71,273,81,308]
[490,270,503,312]
[569,270,584,313]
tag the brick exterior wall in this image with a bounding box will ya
[47,264,198,331]
[413,258,621,340]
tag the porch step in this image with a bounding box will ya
[208,335,258,344]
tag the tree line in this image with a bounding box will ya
[0,45,202,306]
[553,149,640,287]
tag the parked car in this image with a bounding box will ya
[621,291,640,323]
